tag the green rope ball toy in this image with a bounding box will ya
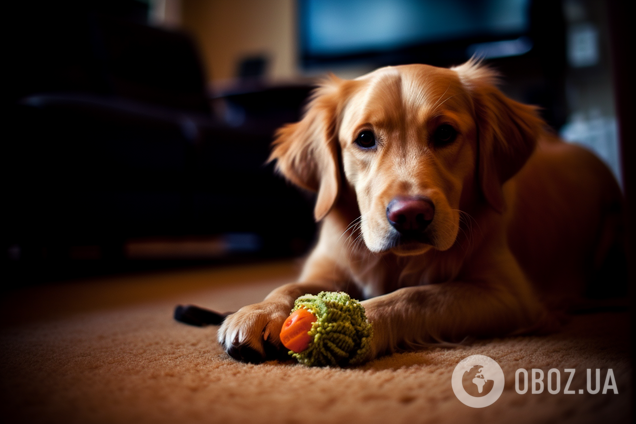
[279,291,373,367]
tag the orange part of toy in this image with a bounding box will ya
[279,308,317,353]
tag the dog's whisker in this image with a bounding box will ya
[339,219,365,254]
[351,232,366,254]
[432,94,456,115]
[430,85,451,113]
[449,210,474,253]
[345,222,364,251]
[456,209,482,253]
[337,216,363,245]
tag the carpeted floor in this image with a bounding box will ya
[0,260,632,424]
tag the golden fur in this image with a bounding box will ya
[218,60,623,363]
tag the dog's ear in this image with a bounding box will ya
[269,76,349,221]
[453,59,545,213]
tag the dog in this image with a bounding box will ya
[218,59,624,364]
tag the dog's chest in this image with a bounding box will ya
[350,253,461,299]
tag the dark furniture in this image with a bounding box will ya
[5,4,316,269]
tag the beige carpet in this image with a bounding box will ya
[0,261,632,424]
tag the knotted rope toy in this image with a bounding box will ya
[279,291,373,367]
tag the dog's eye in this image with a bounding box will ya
[354,130,377,149]
[432,124,457,146]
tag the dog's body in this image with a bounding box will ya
[218,60,623,363]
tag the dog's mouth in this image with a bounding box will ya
[387,232,434,256]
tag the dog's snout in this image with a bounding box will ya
[386,196,435,234]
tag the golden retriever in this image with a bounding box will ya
[218,59,624,364]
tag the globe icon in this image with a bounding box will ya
[452,355,505,408]
[461,365,495,397]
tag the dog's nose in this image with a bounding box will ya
[386,196,435,234]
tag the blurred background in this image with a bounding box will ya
[3,0,634,288]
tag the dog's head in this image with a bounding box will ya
[270,60,544,256]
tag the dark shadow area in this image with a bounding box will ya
[3,0,317,289]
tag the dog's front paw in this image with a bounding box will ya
[360,298,389,361]
[217,301,290,363]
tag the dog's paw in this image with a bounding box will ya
[217,301,290,363]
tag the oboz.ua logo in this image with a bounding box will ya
[452,355,620,408]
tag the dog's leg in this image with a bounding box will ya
[218,280,341,363]
[216,238,362,365]
[218,218,365,363]
[362,279,546,359]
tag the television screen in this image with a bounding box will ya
[299,0,531,68]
